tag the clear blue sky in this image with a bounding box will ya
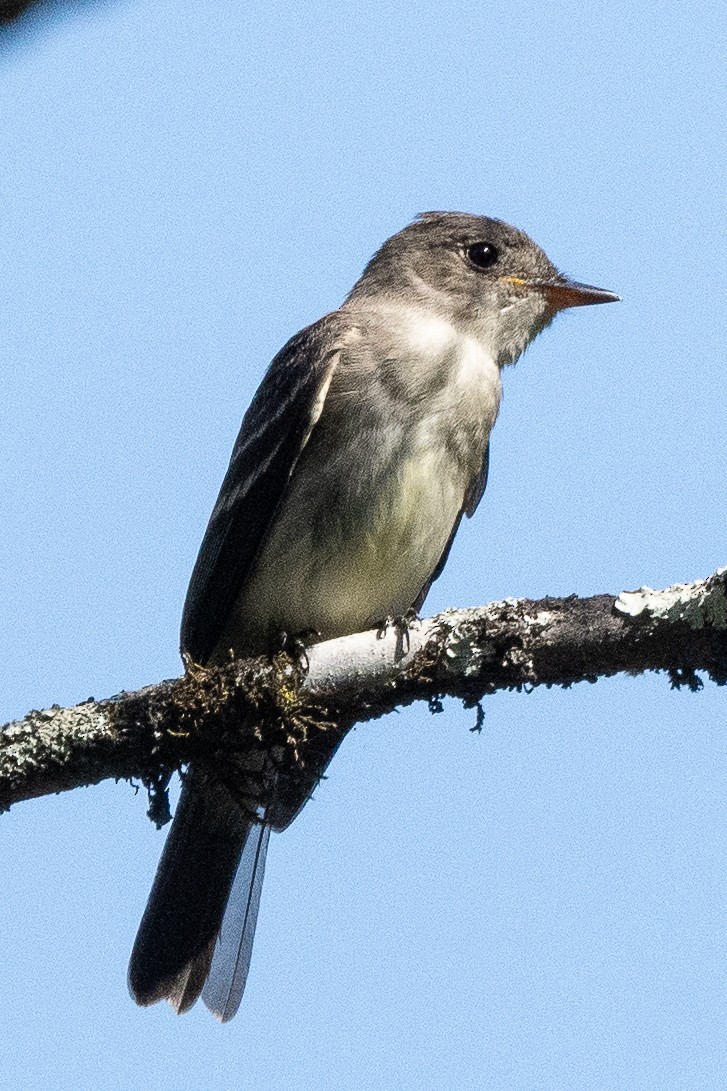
[2,2,726,1088]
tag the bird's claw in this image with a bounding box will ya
[376,609,417,652]
[278,628,321,672]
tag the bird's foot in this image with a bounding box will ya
[278,628,321,672]
[376,608,418,652]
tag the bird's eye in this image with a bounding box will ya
[467,242,499,270]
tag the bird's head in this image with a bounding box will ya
[350,211,619,366]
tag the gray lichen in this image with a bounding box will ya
[615,568,727,629]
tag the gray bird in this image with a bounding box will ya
[128,211,618,1020]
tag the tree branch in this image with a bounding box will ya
[3,569,727,817]
[0,1,33,20]
[0,0,99,26]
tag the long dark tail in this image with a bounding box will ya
[128,771,269,1021]
[202,818,270,1020]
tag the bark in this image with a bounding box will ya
[2,569,727,820]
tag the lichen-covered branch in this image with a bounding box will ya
[2,569,727,816]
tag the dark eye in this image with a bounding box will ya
[467,242,499,270]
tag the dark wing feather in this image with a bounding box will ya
[463,439,491,519]
[412,442,490,611]
[181,314,344,663]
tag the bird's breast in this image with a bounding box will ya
[214,316,501,656]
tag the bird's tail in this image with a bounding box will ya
[128,770,270,1021]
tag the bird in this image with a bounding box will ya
[128,211,618,1021]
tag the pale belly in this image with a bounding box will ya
[212,445,465,658]
[210,309,501,660]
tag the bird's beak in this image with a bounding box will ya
[504,276,620,311]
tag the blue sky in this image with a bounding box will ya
[1,2,727,1088]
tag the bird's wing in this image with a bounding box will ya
[412,442,490,611]
[181,314,344,664]
[463,440,491,519]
